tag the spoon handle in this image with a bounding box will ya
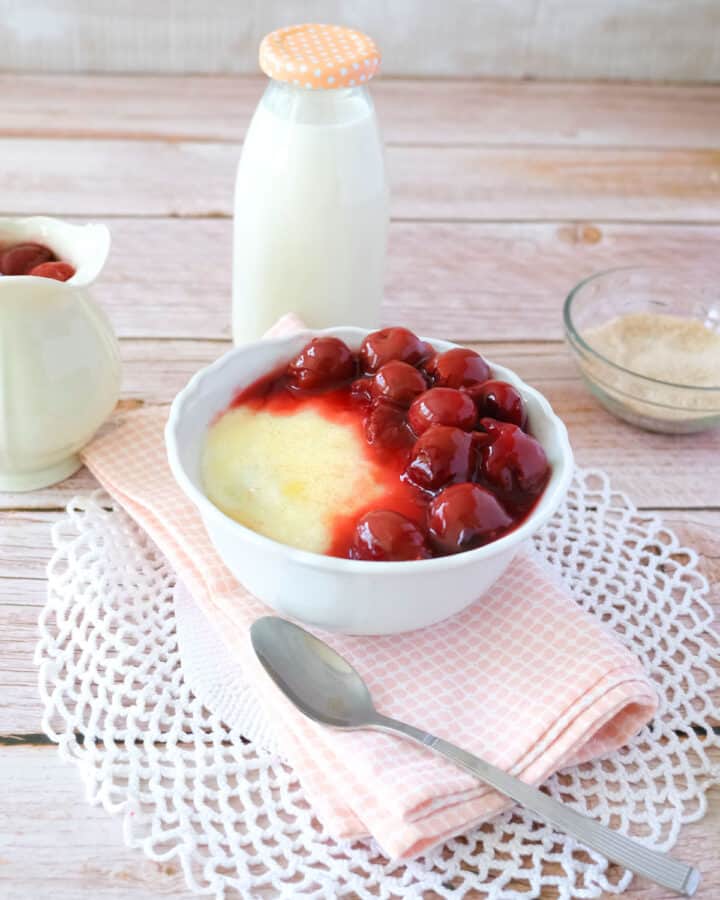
[372,714,700,897]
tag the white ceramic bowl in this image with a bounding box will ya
[166,327,573,635]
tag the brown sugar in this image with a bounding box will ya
[579,313,720,427]
[584,313,720,388]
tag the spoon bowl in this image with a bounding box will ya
[251,616,375,728]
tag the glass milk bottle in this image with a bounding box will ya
[232,24,389,343]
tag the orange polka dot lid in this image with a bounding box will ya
[259,24,380,90]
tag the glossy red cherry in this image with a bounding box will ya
[404,424,474,492]
[287,337,355,390]
[28,261,75,282]
[479,417,549,496]
[427,483,513,554]
[359,327,432,373]
[371,360,427,407]
[351,510,429,561]
[471,380,527,428]
[350,376,373,407]
[365,400,414,449]
[408,387,477,435]
[0,242,54,275]
[428,348,490,389]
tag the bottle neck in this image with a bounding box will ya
[261,79,375,126]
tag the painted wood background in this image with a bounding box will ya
[2,0,720,81]
[0,73,719,898]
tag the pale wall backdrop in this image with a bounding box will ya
[1,0,719,81]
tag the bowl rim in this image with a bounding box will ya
[563,265,720,393]
[165,326,574,575]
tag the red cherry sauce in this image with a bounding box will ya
[227,366,429,557]
[224,332,551,560]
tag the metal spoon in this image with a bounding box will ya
[250,616,700,897]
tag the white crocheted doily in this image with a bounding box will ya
[36,469,719,899]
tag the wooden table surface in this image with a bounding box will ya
[0,75,718,899]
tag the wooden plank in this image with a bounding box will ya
[27,218,720,343]
[388,222,720,343]
[5,509,718,597]
[0,512,59,583]
[390,147,720,223]
[1,749,718,900]
[2,76,720,149]
[1,337,719,510]
[2,71,718,900]
[2,0,720,81]
[0,745,194,899]
[113,339,720,510]
[0,602,44,734]
[538,381,720,509]
[123,340,720,511]
[116,339,574,403]
[2,506,718,736]
[1,337,719,512]
[2,140,719,221]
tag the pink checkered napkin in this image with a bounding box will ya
[81,318,658,859]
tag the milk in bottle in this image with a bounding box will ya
[232,24,388,343]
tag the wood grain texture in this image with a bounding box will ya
[3,76,720,149]
[2,140,720,222]
[4,508,718,609]
[2,0,719,81]
[117,340,577,402]
[1,72,719,897]
[117,340,720,509]
[0,337,717,514]
[55,217,720,342]
[0,746,193,899]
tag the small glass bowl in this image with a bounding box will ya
[564,267,720,434]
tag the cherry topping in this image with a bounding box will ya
[287,337,355,391]
[428,348,490,389]
[471,380,527,429]
[404,425,474,492]
[479,417,549,496]
[0,242,54,276]
[350,376,373,407]
[365,399,414,449]
[427,483,513,554]
[28,261,75,282]
[351,510,429,561]
[359,327,432,373]
[371,360,427,407]
[219,330,552,561]
[408,387,477,435]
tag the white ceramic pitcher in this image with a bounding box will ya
[0,216,121,491]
